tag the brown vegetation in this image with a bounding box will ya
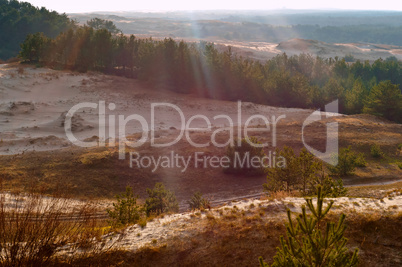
[53,210,402,266]
[0,188,113,266]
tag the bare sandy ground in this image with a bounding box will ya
[0,63,321,156]
[57,191,401,255]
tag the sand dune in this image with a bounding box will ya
[0,64,321,155]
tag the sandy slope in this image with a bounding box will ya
[0,64,400,202]
[57,191,401,255]
[0,64,322,155]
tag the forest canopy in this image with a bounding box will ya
[18,26,402,123]
[0,0,74,60]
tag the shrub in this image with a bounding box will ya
[344,54,355,62]
[107,186,141,226]
[19,32,50,62]
[224,137,266,176]
[265,146,299,192]
[297,148,322,194]
[264,147,321,193]
[370,144,384,158]
[354,152,367,167]
[308,173,347,198]
[259,186,359,266]
[145,183,179,216]
[329,146,359,176]
[187,192,210,210]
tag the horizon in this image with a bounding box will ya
[23,0,402,14]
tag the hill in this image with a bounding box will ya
[0,64,400,202]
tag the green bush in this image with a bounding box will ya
[298,148,323,194]
[145,183,179,216]
[224,137,266,176]
[19,32,51,62]
[329,146,359,176]
[259,186,358,267]
[354,152,367,167]
[308,174,347,198]
[264,146,299,192]
[370,144,384,158]
[264,147,322,193]
[187,192,210,210]
[107,186,141,226]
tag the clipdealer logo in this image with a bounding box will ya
[302,100,339,166]
[64,100,339,171]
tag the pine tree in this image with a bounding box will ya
[259,186,358,267]
[345,78,367,114]
[86,18,121,34]
[187,192,210,210]
[19,32,50,62]
[145,183,179,216]
[328,146,358,177]
[363,80,402,123]
[298,148,322,195]
[107,186,141,226]
[265,146,300,192]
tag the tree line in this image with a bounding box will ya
[19,25,402,122]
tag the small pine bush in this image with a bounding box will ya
[308,173,347,198]
[259,186,358,267]
[187,192,210,210]
[370,144,384,158]
[264,146,300,192]
[354,152,367,167]
[329,146,358,176]
[107,186,141,226]
[145,183,179,216]
[264,147,321,193]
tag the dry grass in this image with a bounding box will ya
[0,189,112,266]
[347,181,402,199]
[0,117,400,202]
[0,147,132,199]
[263,190,298,201]
[59,209,402,266]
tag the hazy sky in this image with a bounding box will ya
[25,0,401,13]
